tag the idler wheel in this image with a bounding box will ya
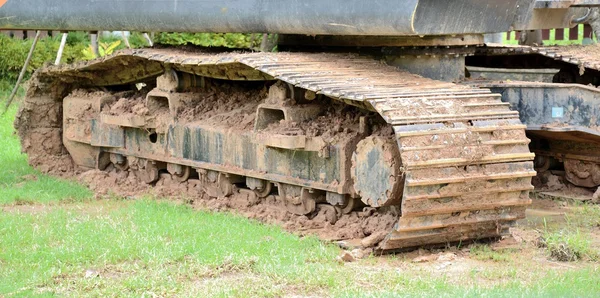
[351,136,403,207]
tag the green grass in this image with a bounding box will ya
[541,228,596,262]
[0,200,341,297]
[3,199,600,297]
[540,208,600,262]
[569,204,600,228]
[340,268,600,297]
[534,203,600,262]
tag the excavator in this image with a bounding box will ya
[1,0,600,252]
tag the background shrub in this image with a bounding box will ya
[0,32,268,82]
[0,33,87,81]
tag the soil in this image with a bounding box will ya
[103,94,148,116]
[15,93,74,176]
[533,170,595,197]
[262,102,392,143]
[75,167,399,249]
[177,81,267,131]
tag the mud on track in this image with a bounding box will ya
[14,82,398,252]
[14,48,538,252]
[78,167,399,251]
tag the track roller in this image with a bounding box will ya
[137,160,160,184]
[277,183,318,215]
[316,204,339,224]
[110,154,129,171]
[167,163,191,182]
[218,173,244,197]
[246,177,273,198]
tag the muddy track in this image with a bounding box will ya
[15,48,535,251]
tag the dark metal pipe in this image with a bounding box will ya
[0,0,525,36]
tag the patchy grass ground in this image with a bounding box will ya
[1,85,600,297]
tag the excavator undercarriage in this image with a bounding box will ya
[15,49,536,251]
[7,0,600,252]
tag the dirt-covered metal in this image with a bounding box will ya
[15,48,535,251]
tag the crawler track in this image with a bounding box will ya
[478,43,600,71]
[472,43,600,194]
[16,48,535,251]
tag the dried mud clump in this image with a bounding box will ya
[15,92,74,175]
[533,171,595,198]
[14,73,398,250]
[177,81,268,131]
[262,102,390,143]
[103,94,148,117]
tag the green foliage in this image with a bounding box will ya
[0,31,264,81]
[128,32,151,48]
[81,40,122,60]
[154,32,262,49]
[66,31,90,46]
[0,34,87,81]
[540,227,597,262]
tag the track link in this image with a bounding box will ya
[479,43,600,72]
[20,48,535,251]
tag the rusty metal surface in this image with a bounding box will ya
[29,48,535,251]
[476,82,600,132]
